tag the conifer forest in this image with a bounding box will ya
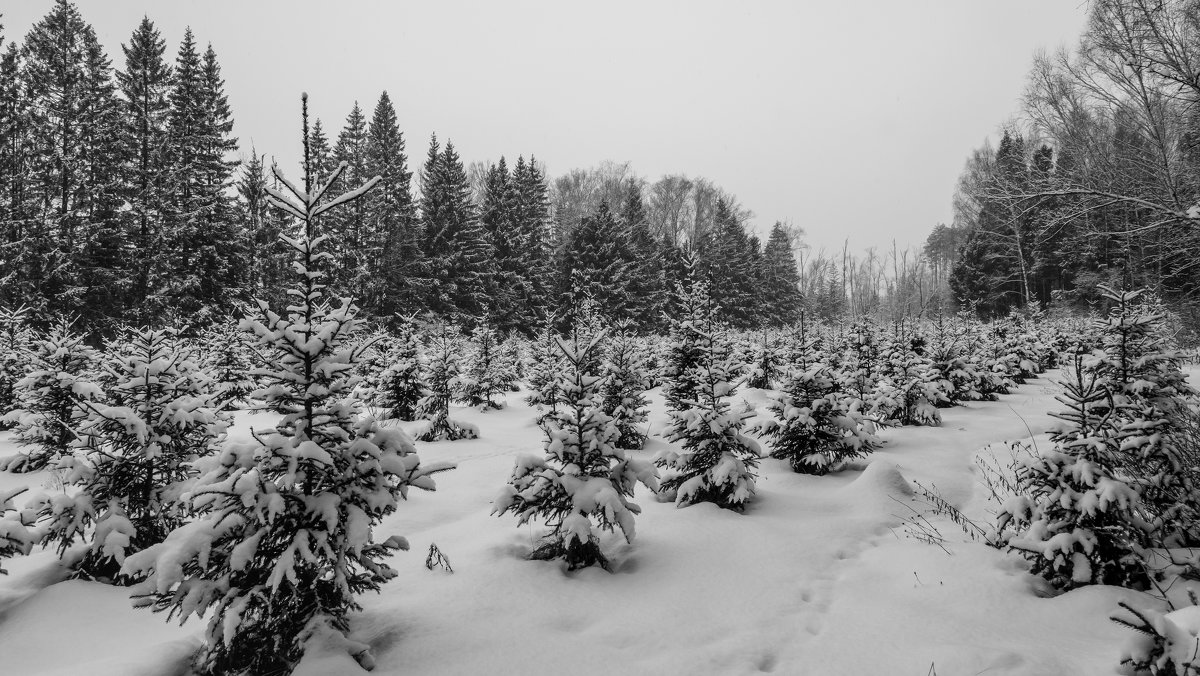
[7,1,1200,675]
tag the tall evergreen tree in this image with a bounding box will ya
[420,136,491,321]
[760,222,803,326]
[329,102,369,297]
[117,16,172,324]
[363,91,422,316]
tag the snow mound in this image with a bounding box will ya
[843,458,914,500]
[0,580,199,676]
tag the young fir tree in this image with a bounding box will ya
[494,329,658,570]
[0,320,103,472]
[759,364,879,475]
[35,328,226,581]
[373,317,427,421]
[656,279,760,510]
[995,351,1148,591]
[121,97,454,675]
[1092,286,1199,547]
[600,320,650,450]
[525,325,566,420]
[0,305,33,429]
[0,486,37,574]
[414,322,477,441]
[197,317,259,409]
[459,325,514,410]
[745,328,781,390]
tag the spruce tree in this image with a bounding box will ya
[460,325,513,410]
[494,329,658,570]
[415,321,478,441]
[420,136,492,321]
[373,318,426,421]
[364,91,422,316]
[656,278,760,510]
[0,305,33,430]
[117,16,173,323]
[600,320,650,450]
[525,325,566,420]
[511,155,552,331]
[996,352,1147,590]
[41,327,225,580]
[759,364,879,474]
[0,320,103,472]
[122,97,453,675]
[327,102,369,296]
[760,222,803,327]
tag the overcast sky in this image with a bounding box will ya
[3,0,1091,253]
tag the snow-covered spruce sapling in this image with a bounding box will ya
[1092,285,1200,547]
[414,322,477,441]
[35,327,226,581]
[745,328,780,390]
[600,319,650,450]
[994,351,1148,591]
[0,320,104,473]
[758,364,879,475]
[197,316,260,410]
[525,326,565,420]
[121,101,454,676]
[0,305,33,430]
[494,330,658,570]
[0,487,37,574]
[656,280,759,510]
[459,324,513,410]
[372,317,427,421]
[1112,597,1200,675]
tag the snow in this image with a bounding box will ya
[0,373,1191,674]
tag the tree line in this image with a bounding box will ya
[936,0,1200,323]
[0,1,804,337]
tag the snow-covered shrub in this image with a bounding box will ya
[995,351,1149,591]
[121,134,453,675]
[600,320,650,450]
[36,327,226,581]
[0,320,103,473]
[414,323,477,441]
[656,280,759,511]
[874,346,944,426]
[494,330,658,570]
[758,364,879,474]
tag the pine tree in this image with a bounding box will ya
[662,254,708,412]
[557,202,634,321]
[656,278,760,510]
[494,329,658,570]
[0,487,37,575]
[122,97,453,675]
[0,320,103,472]
[39,328,225,580]
[600,320,650,450]
[618,179,663,329]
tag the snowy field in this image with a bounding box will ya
[0,371,1184,676]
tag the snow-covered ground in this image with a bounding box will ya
[0,373,1182,675]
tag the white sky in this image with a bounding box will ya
[2,0,1090,253]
